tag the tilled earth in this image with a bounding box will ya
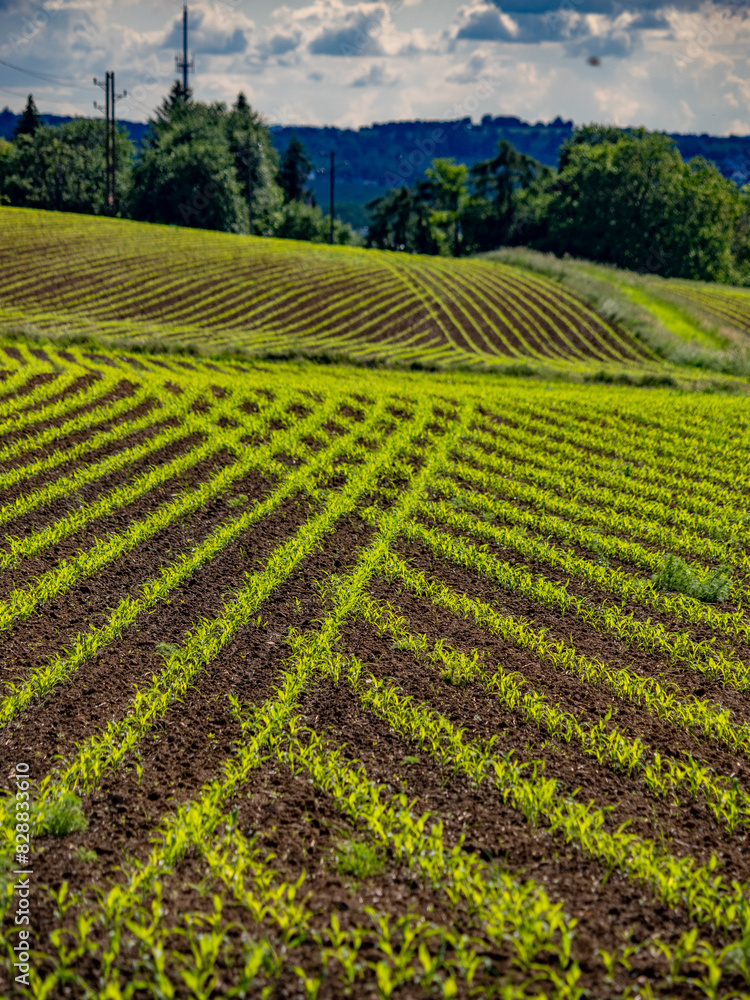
[0,359,748,1000]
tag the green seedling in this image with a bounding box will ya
[334,840,385,880]
[73,846,98,864]
[39,792,87,837]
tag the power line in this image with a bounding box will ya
[0,56,87,90]
[319,150,345,245]
[0,85,85,110]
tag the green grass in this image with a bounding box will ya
[579,267,725,349]
[39,792,88,837]
[651,554,732,603]
[486,248,750,381]
[334,840,385,879]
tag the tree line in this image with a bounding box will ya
[367,125,749,283]
[1,91,748,283]
[0,88,356,245]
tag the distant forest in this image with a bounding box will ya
[1,106,749,229]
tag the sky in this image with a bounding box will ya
[0,0,748,135]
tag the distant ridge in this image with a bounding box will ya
[0,107,151,146]
[2,106,749,227]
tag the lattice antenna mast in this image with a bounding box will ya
[175,4,195,97]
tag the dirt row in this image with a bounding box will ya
[7,527,744,997]
[391,537,750,780]
[416,501,750,706]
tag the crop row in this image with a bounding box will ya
[359,594,750,833]
[382,552,750,758]
[434,475,750,646]
[474,397,750,502]
[3,348,750,998]
[468,418,750,539]
[0,208,654,367]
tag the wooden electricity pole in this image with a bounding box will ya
[329,150,335,245]
[94,71,127,214]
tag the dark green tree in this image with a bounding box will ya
[129,94,248,231]
[367,183,439,254]
[462,140,551,252]
[368,145,548,257]
[367,185,414,250]
[275,199,354,244]
[534,128,742,281]
[13,94,41,139]
[557,123,624,169]
[225,92,283,235]
[155,81,193,126]
[731,186,750,276]
[129,90,292,236]
[367,162,470,256]
[277,135,313,204]
[423,159,469,256]
[0,139,12,203]
[2,119,133,214]
[129,125,246,232]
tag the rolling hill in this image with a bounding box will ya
[3,204,750,998]
[0,207,656,374]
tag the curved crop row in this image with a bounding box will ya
[0,207,656,369]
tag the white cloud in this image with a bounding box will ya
[350,62,400,85]
[263,0,436,59]
[160,5,253,56]
[0,0,748,138]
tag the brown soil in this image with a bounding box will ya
[0,357,747,999]
[383,547,750,787]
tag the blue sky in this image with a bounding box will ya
[0,1,747,134]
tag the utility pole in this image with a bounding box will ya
[319,149,340,244]
[329,150,335,245]
[94,71,127,214]
[94,73,110,207]
[175,4,195,98]
[246,136,255,235]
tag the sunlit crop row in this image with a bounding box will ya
[2,344,750,997]
[360,594,750,834]
[0,207,657,370]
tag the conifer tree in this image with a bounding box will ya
[277,135,313,203]
[13,95,40,139]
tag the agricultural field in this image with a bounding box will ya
[661,280,750,340]
[2,339,750,998]
[0,208,656,373]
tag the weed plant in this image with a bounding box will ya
[335,840,385,879]
[39,792,87,837]
[652,554,732,603]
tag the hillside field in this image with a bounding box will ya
[3,211,750,998]
[0,208,658,374]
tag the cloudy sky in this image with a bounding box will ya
[0,0,747,134]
